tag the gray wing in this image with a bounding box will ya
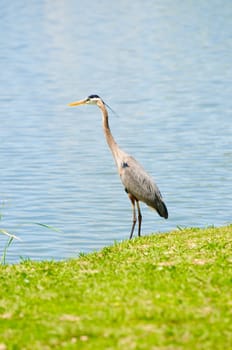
[119,155,168,219]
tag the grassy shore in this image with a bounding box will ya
[0,225,231,350]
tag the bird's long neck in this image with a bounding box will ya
[98,101,122,167]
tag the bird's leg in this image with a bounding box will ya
[128,194,137,239]
[136,201,142,237]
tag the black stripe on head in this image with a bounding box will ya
[88,94,100,99]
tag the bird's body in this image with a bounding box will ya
[69,95,168,239]
[119,155,168,217]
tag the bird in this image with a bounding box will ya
[68,94,168,239]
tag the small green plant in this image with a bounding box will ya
[0,229,21,265]
[0,217,61,264]
[0,201,63,263]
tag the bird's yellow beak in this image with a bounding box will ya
[68,99,86,107]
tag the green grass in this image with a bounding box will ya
[0,225,231,350]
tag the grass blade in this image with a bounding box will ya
[0,229,21,240]
[33,223,62,233]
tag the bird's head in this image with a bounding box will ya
[68,94,104,107]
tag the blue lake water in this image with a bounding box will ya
[0,1,231,263]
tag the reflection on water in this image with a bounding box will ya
[0,1,231,263]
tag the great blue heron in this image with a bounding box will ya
[68,94,168,239]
